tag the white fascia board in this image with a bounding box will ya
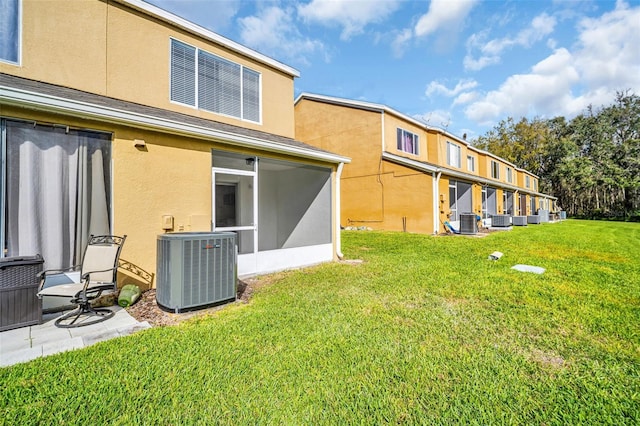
[296,93,433,131]
[515,168,541,179]
[381,152,554,198]
[117,0,299,78]
[0,85,350,165]
[382,151,439,173]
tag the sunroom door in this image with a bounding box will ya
[212,154,257,275]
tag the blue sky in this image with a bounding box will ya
[148,0,640,139]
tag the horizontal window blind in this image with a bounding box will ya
[171,39,261,123]
[199,50,241,117]
[242,68,260,122]
[170,40,196,106]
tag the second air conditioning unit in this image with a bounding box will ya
[459,213,478,235]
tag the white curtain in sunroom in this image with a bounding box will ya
[5,121,111,270]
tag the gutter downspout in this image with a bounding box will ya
[433,171,442,234]
[336,162,345,259]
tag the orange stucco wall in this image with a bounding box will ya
[295,100,435,233]
[0,0,296,138]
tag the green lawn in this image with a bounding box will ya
[1,220,639,424]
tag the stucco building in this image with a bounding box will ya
[294,93,555,234]
[0,0,349,282]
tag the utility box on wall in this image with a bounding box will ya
[156,232,237,313]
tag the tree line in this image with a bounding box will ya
[472,92,640,220]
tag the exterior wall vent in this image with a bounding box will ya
[156,232,237,313]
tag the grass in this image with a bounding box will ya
[1,220,639,424]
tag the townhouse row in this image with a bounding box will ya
[294,94,556,234]
[0,0,555,288]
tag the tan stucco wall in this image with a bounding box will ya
[295,100,381,179]
[383,113,429,163]
[295,100,435,233]
[438,176,450,232]
[0,0,296,138]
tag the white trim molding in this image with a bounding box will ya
[0,84,351,165]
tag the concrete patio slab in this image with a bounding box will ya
[1,305,150,368]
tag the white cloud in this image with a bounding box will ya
[391,28,413,57]
[465,48,580,124]
[464,1,640,126]
[426,79,478,97]
[298,0,401,40]
[238,6,326,65]
[464,12,557,71]
[414,0,478,37]
[148,0,240,32]
[453,91,479,106]
[394,0,478,54]
[414,110,453,128]
[573,0,640,92]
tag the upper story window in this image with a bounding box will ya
[396,128,419,155]
[467,155,475,172]
[534,179,538,191]
[446,141,460,168]
[506,167,513,183]
[491,160,500,179]
[525,175,531,188]
[170,39,261,123]
[0,0,20,65]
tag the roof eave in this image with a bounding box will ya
[0,85,350,165]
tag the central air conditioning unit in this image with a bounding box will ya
[491,214,511,227]
[459,213,478,235]
[156,232,237,313]
[512,216,528,226]
[537,209,550,223]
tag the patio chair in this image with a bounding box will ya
[37,235,127,328]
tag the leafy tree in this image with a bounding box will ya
[472,91,640,220]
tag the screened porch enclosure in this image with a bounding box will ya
[504,191,514,215]
[448,180,472,227]
[212,150,333,276]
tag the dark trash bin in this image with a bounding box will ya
[0,255,44,331]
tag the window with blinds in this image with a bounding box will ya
[170,38,261,123]
[170,40,196,106]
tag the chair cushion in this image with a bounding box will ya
[38,280,115,297]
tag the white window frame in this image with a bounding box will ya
[396,128,419,155]
[169,38,262,124]
[506,167,512,183]
[447,141,461,168]
[525,175,530,188]
[448,181,458,222]
[0,0,21,65]
[467,155,475,172]
[491,160,500,179]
